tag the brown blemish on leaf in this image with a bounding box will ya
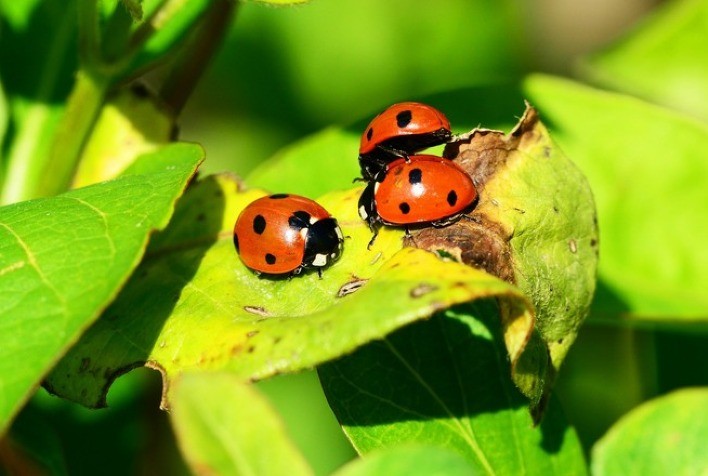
[246,330,259,338]
[369,252,383,266]
[79,358,90,373]
[244,306,270,317]
[409,283,439,298]
[337,278,368,297]
[428,301,448,314]
[405,217,515,283]
[406,112,547,284]
[145,361,169,410]
[568,239,578,254]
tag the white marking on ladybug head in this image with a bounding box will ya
[312,253,328,267]
[359,205,368,220]
[299,228,309,239]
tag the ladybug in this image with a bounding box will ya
[358,102,452,181]
[358,155,477,246]
[233,194,344,277]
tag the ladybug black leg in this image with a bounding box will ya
[366,226,379,250]
[404,226,412,238]
[317,268,323,279]
[352,176,366,183]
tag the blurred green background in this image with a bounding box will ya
[16,0,706,474]
[180,0,661,177]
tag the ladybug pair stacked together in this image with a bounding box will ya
[234,102,477,277]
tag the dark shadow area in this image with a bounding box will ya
[42,176,225,408]
[13,369,189,476]
[587,279,631,320]
[0,2,77,103]
[655,329,708,391]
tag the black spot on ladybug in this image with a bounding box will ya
[270,193,289,199]
[233,233,239,251]
[409,168,422,185]
[366,127,373,141]
[396,110,412,128]
[265,253,276,265]
[253,215,266,234]
[399,202,411,214]
[447,190,458,207]
[289,211,311,228]
[294,211,311,222]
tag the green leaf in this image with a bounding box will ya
[1,404,67,475]
[170,372,313,476]
[524,75,708,322]
[45,173,534,413]
[410,105,598,403]
[319,306,587,475]
[247,127,361,198]
[0,143,203,435]
[332,446,476,476]
[591,388,708,475]
[581,0,708,122]
[0,0,79,203]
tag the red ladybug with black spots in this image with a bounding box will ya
[234,194,344,276]
[359,102,452,181]
[358,155,477,246]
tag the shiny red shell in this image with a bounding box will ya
[373,155,477,225]
[233,194,334,275]
[359,102,452,155]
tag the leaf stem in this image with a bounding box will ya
[35,70,110,198]
[77,0,101,68]
[159,0,237,115]
[0,3,80,204]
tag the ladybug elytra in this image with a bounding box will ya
[358,155,477,246]
[234,194,344,277]
[358,102,452,181]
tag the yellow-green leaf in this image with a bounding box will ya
[171,373,313,476]
[72,86,174,188]
[45,173,533,413]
